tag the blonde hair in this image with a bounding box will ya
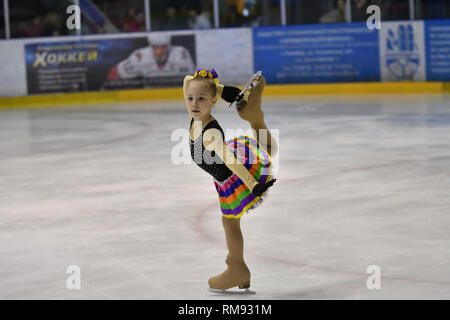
[186,77,217,97]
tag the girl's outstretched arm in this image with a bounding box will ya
[203,128,259,191]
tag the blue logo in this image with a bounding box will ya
[385,24,420,80]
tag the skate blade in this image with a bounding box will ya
[236,100,247,111]
[229,71,262,110]
[239,71,262,96]
[208,287,256,295]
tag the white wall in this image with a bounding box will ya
[0,40,28,97]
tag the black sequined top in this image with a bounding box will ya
[189,117,234,182]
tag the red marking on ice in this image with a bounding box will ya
[191,160,450,288]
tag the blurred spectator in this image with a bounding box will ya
[423,0,450,19]
[352,0,371,22]
[383,0,408,20]
[43,12,63,36]
[97,26,106,34]
[123,8,145,32]
[99,1,123,30]
[133,12,146,31]
[225,4,244,28]
[320,0,348,23]
[180,4,193,29]
[160,6,189,30]
[190,7,212,29]
[11,21,27,38]
[26,16,44,37]
[352,0,405,22]
[242,4,262,27]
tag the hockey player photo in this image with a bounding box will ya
[106,33,195,88]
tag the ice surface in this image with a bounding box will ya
[1,94,449,299]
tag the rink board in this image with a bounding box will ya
[0,81,447,109]
[253,19,450,84]
[0,19,449,102]
[0,28,254,98]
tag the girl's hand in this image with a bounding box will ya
[221,86,241,103]
[251,178,276,197]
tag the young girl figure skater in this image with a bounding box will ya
[184,68,277,292]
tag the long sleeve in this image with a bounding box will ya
[203,128,259,190]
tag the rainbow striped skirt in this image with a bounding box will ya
[213,135,273,219]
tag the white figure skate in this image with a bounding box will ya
[229,71,263,111]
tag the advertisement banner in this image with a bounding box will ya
[425,19,450,81]
[253,23,380,84]
[379,21,426,82]
[25,33,196,94]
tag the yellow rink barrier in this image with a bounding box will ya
[0,81,448,109]
[443,82,450,93]
[264,81,444,95]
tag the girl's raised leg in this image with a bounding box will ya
[237,77,278,157]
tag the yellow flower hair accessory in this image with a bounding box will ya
[193,68,219,86]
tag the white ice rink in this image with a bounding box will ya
[1,94,449,300]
